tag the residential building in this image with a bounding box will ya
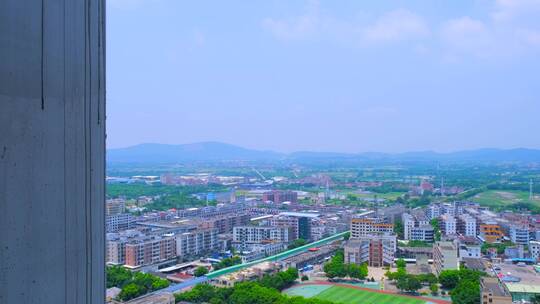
[403,213,415,240]
[480,277,512,304]
[271,212,316,241]
[200,213,250,234]
[426,204,441,220]
[262,190,298,204]
[175,228,218,257]
[344,234,397,267]
[458,236,482,259]
[457,214,477,237]
[106,199,126,216]
[510,225,530,245]
[433,241,459,275]
[403,213,433,241]
[233,226,293,246]
[480,223,504,243]
[106,213,135,233]
[411,225,435,242]
[529,241,540,261]
[350,217,393,238]
[125,235,176,268]
[440,215,457,236]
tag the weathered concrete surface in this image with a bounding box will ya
[0,1,106,303]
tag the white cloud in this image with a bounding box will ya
[261,1,320,40]
[492,0,540,21]
[440,17,492,56]
[361,9,430,44]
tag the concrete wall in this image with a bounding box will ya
[0,1,106,303]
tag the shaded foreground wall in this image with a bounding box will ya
[0,1,106,303]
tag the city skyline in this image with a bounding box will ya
[107,0,540,153]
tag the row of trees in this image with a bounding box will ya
[175,268,332,304]
[323,250,368,280]
[106,266,170,301]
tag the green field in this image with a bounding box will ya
[285,285,426,304]
[471,190,540,209]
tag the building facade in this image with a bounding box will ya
[344,234,397,267]
[433,241,459,275]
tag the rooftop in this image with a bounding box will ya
[481,277,511,297]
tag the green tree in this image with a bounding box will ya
[439,270,460,289]
[451,280,480,304]
[396,258,407,269]
[405,276,422,293]
[430,283,439,295]
[118,283,143,301]
[194,266,209,277]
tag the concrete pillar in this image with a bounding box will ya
[0,1,106,303]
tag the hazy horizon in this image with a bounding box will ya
[107,0,540,153]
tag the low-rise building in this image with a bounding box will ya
[480,277,512,304]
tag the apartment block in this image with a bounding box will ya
[426,204,441,220]
[440,215,457,236]
[529,241,540,261]
[351,217,393,238]
[124,235,176,268]
[457,214,477,237]
[480,223,504,243]
[344,234,397,267]
[411,225,435,242]
[510,225,530,245]
[106,199,126,216]
[106,213,136,233]
[262,190,298,204]
[200,213,250,234]
[403,213,433,241]
[271,213,314,241]
[233,226,293,245]
[175,228,218,257]
[433,241,459,275]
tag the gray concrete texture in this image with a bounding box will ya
[0,1,106,303]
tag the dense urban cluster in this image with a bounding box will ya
[104,171,540,304]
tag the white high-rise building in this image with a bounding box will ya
[402,213,415,240]
[440,215,457,236]
[458,214,477,237]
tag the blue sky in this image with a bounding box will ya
[107,0,540,153]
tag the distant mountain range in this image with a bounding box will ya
[107,142,540,163]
